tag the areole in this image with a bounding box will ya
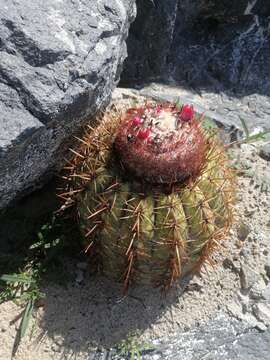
[63,101,235,291]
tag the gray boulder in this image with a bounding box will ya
[121,0,178,84]
[0,0,136,208]
[167,1,270,95]
[121,0,270,132]
[142,315,270,360]
[122,0,270,92]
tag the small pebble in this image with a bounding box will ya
[259,143,270,161]
[261,283,270,301]
[239,264,261,290]
[237,222,250,241]
[253,303,270,326]
[265,262,270,278]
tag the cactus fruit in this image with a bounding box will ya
[63,102,235,290]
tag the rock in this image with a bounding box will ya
[185,275,204,292]
[253,303,270,326]
[0,0,136,208]
[141,314,270,360]
[250,278,268,300]
[265,260,270,278]
[237,291,250,312]
[121,0,177,85]
[237,222,251,242]
[261,283,270,302]
[226,293,267,331]
[124,0,270,92]
[0,325,7,333]
[259,143,270,161]
[122,1,270,133]
[89,349,111,360]
[168,3,270,95]
[223,258,241,274]
[227,297,246,319]
[239,264,261,291]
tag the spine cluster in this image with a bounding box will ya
[60,102,235,290]
[114,103,206,184]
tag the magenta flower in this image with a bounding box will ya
[179,105,194,122]
[132,116,143,126]
[156,105,162,114]
[137,128,151,140]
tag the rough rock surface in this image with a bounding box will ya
[141,316,270,360]
[0,0,136,208]
[121,1,270,133]
[123,0,270,91]
[121,0,178,84]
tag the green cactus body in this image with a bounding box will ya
[197,148,232,226]
[66,102,235,289]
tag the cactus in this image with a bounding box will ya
[63,102,235,290]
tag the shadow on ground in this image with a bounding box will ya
[0,180,60,274]
[39,272,188,354]
[0,176,192,356]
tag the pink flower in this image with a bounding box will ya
[179,105,194,122]
[137,128,151,140]
[156,105,162,114]
[132,116,143,126]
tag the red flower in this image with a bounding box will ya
[179,104,194,122]
[132,116,143,126]
[137,128,151,140]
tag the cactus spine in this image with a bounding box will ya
[63,102,235,290]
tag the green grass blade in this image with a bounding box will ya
[0,274,34,284]
[11,299,34,357]
[19,299,34,339]
[244,130,270,143]
[239,117,250,138]
[135,348,142,360]
[174,98,182,109]
[226,129,270,148]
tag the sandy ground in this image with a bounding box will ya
[1,130,270,359]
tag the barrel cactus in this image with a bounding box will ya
[64,102,235,290]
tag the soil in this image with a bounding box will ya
[1,96,270,360]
